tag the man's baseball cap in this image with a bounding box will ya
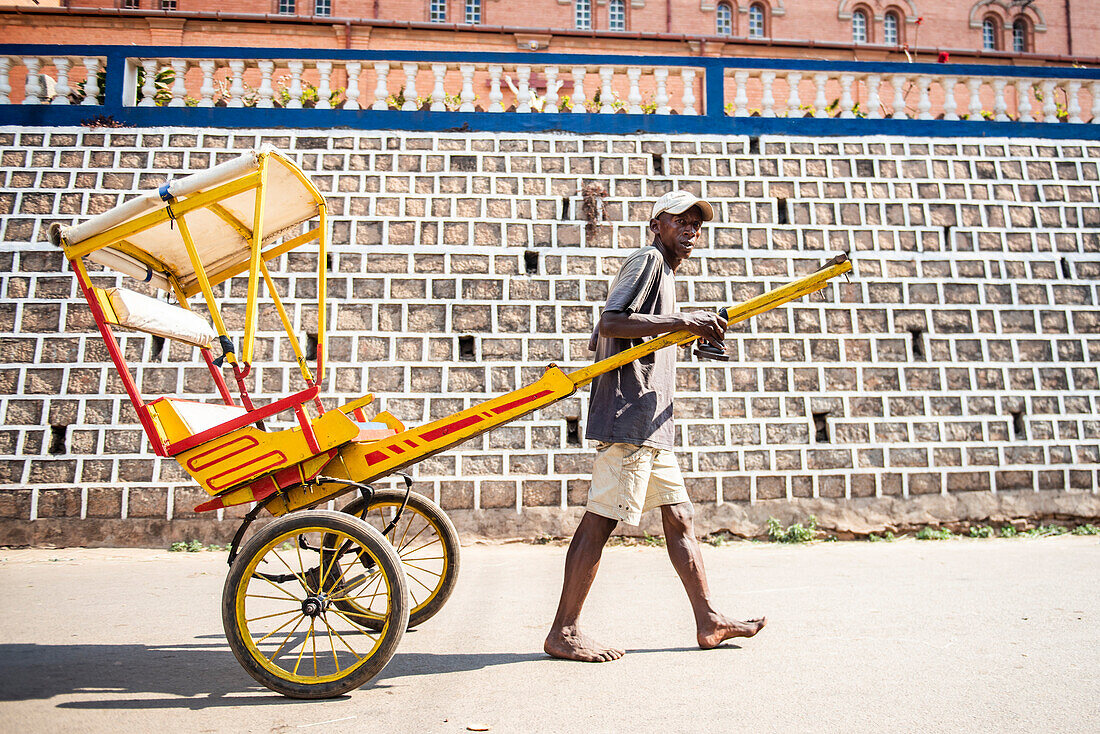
[650,190,714,222]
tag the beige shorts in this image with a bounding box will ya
[586,442,690,525]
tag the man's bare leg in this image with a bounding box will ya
[660,502,767,648]
[544,511,624,662]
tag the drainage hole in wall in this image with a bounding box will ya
[524,250,539,275]
[651,152,664,175]
[49,425,68,455]
[812,412,830,443]
[908,327,925,361]
[561,196,571,220]
[565,417,582,446]
[1010,410,1027,441]
[458,335,476,361]
[1061,257,1072,279]
[150,335,165,361]
[305,333,318,361]
[748,136,760,155]
[776,198,789,225]
[325,252,335,272]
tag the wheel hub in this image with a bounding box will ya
[301,594,328,618]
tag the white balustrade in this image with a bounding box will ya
[51,57,71,105]
[315,61,332,110]
[344,61,361,111]
[681,68,696,116]
[370,62,389,110]
[1,52,1095,126]
[169,59,187,107]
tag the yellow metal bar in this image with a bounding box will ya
[337,394,375,415]
[242,155,269,366]
[65,173,262,259]
[567,255,852,389]
[207,201,254,242]
[260,259,314,384]
[180,225,322,299]
[175,211,235,363]
[316,203,327,385]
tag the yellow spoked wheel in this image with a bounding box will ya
[222,510,408,699]
[339,490,460,630]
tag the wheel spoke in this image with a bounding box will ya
[245,607,301,624]
[254,606,305,646]
[328,604,385,634]
[397,522,431,554]
[252,572,304,602]
[319,612,368,662]
[400,536,443,558]
[408,571,437,594]
[403,561,444,577]
[294,535,311,594]
[271,548,312,592]
[267,613,308,663]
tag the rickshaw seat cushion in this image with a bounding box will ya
[104,287,217,348]
[149,397,248,445]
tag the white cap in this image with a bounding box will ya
[650,189,714,222]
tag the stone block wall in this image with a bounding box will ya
[2,127,1099,545]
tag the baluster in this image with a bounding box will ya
[429,63,447,111]
[315,61,332,109]
[252,60,273,108]
[785,71,802,117]
[733,70,749,117]
[0,58,11,104]
[344,61,361,110]
[654,67,669,115]
[1040,79,1057,122]
[865,74,882,119]
[198,59,215,108]
[226,59,245,108]
[516,65,532,113]
[401,62,418,111]
[543,66,559,113]
[992,78,1008,121]
[681,68,696,115]
[917,75,932,119]
[571,66,587,113]
[168,59,187,107]
[1014,79,1032,122]
[488,64,504,112]
[966,77,982,120]
[285,60,304,109]
[598,66,614,113]
[839,73,855,118]
[22,57,42,104]
[371,61,390,110]
[80,58,99,106]
[51,57,71,105]
[942,76,958,120]
[1091,82,1100,123]
[138,58,158,107]
[626,66,642,113]
[760,70,776,118]
[1066,80,1082,123]
[813,72,828,117]
[890,74,907,119]
[458,63,476,112]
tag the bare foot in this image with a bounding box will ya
[697,615,767,649]
[544,626,624,662]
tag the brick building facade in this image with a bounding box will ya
[4,1,1097,64]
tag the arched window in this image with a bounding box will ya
[883,11,899,45]
[465,0,481,25]
[314,0,330,16]
[609,0,626,31]
[716,2,733,37]
[429,0,446,23]
[852,8,868,44]
[575,0,591,30]
[748,3,766,39]
[1012,18,1028,53]
[982,17,999,50]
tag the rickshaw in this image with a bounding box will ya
[51,146,851,698]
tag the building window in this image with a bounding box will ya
[982,17,998,50]
[161,0,177,9]
[883,11,899,45]
[852,9,868,44]
[748,3,765,38]
[277,0,295,14]
[1012,18,1028,52]
[121,0,140,8]
[716,2,732,37]
[609,0,625,31]
[430,0,446,23]
[314,0,330,16]
[465,0,481,24]
[575,0,591,30]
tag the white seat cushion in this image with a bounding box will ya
[106,287,217,348]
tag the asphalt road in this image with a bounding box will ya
[1,535,1097,734]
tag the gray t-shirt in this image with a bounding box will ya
[585,244,677,450]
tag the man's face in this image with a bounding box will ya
[651,206,704,265]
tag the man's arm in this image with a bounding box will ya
[599,309,727,344]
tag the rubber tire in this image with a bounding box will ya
[340,490,460,629]
[222,510,409,699]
